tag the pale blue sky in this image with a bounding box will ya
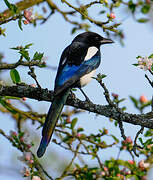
[0,1,153,179]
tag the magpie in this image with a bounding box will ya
[37,32,114,157]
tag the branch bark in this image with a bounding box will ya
[1,0,45,21]
[0,61,44,70]
[0,85,152,129]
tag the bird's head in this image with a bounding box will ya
[72,32,114,48]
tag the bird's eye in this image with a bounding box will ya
[95,36,101,41]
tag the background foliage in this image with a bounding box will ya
[0,0,153,179]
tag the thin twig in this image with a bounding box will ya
[58,143,81,179]
[145,74,153,88]
[53,140,89,155]
[0,129,53,180]
[118,120,126,140]
[149,69,153,76]
[62,0,106,26]
[32,153,54,180]
[0,15,21,25]
[28,66,41,88]
[132,126,144,157]
[96,78,122,113]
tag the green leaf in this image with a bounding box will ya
[25,43,33,49]
[18,16,23,31]
[99,10,106,14]
[71,27,77,34]
[0,99,17,114]
[114,1,121,7]
[4,96,20,100]
[63,135,71,143]
[0,27,6,37]
[117,98,126,104]
[96,73,107,81]
[33,52,44,61]
[10,69,21,84]
[71,118,78,129]
[122,106,126,111]
[140,100,152,110]
[132,63,138,66]
[141,5,150,14]
[4,0,18,14]
[137,18,149,23]
[39,63,46,68]
[151,64,153,71]
[77,127,84,133]
[149,54,153,58]
[144,129,153,137]
[128,1,136,13]
[129,96,139,109]
[71,88,77,91]
[143,138,153,148]
[101,74,107,79]
[126,175,139,180]
[138,137,143,145]
[19,49,30,61]
[11,4,18,14]
[4,0,12,9]
[10,46,21,50]
[136,55,142,59]
[110,135,119,143]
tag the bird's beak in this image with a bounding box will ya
[101,37,114,44]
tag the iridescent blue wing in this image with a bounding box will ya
[54,49,101,95]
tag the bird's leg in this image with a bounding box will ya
[79,88,91,103]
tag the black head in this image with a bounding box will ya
[72,32,114,48]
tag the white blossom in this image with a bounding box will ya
[32,176,41,180]
[18,152,33,164]
[21,167,30,177]
[138,57,153,71]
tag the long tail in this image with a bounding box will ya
[37,89,70,158]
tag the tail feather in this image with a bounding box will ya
[37,89,70,158]
[37,136,49,158]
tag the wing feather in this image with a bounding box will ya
[54,50,101,95]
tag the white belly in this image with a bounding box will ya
[80,70,96,87]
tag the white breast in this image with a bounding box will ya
[84,46,98,61]
[80,47,98,87]
[80,70,96,87]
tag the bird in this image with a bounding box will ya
[37,32,114,158]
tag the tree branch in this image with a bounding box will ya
[62,0,119,33]
[0,85,152,129]
[0,0,45,22]
[145,74,153,88]
[0,61,44,70]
